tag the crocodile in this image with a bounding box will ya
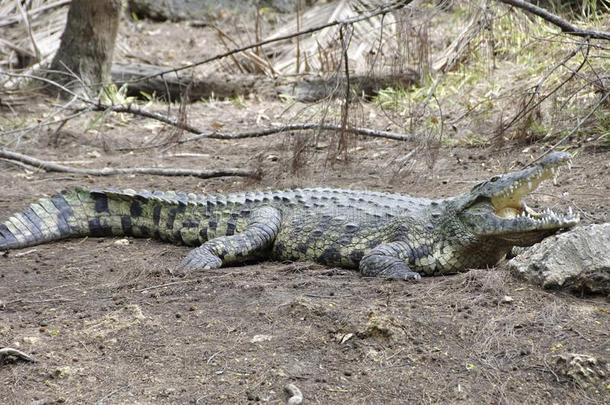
[0,152,579,280]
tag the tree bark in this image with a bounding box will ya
[47,0,122,96]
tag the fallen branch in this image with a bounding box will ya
[177,123,417,143]
[111,63,274,102]
[3,72,418,148]
[0,149,256,179]
[0,74,417,152]
[93,103,204,134]
[99,105,417,146]
[498,0,610,40]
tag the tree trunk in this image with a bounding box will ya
[47,0,122,96]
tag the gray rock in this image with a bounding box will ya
[508,223,610,295]
[554,353,609,388]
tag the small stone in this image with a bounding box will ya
[52,366,72,379]
[86,150,101,158]
[340,333,354,344]
[113,238,130,246]
[250,334,273,343]
[22,336,40,345]
[501,295,514,304]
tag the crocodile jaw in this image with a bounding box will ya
[462,152,579,244]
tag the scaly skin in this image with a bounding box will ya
[0,152,579,280]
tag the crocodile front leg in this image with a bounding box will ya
[359,241,421,281]
[180,206,281,270]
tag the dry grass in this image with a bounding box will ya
[374,1,610,149]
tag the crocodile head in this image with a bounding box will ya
[455,152,579,246]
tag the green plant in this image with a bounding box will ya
[229,94,247,109]
[99,83,136,105]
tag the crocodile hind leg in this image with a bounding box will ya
[359,241,421,281]
[180,206,282,271]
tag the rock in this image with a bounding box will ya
[113,238,131,246]
[339,333,354,344]
[250,334,273,343]
[500,295,514,304]
[52,366,73,379]
[360,311,404,340]
[508,224,610,295]
[284,383,303,405]
[554,353,609,388]
[22,336,40,345]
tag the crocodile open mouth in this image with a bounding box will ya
[490,153,579,230]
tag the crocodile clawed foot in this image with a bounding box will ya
[374,262,422,281]
[177,249,222,274]
[383,269,422,282]
[360,252,421,281]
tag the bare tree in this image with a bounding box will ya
[47,0,122,96]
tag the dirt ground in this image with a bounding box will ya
[1,99,609,404]
[1,16,610,405]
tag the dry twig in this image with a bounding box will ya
[2,72,417,150]
[101,103,418,149]
[176,123,417,144]
[533,89,610,162]
[0,149,255,179]
[499,43,589,135]
[498,0,610,40]
[15,0,41,63]
[336,23,353,162]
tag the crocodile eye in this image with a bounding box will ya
[490,176,500,182]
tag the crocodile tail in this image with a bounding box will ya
[0,188,93,250]
[0,187,160,250]
[0,187,200,251]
